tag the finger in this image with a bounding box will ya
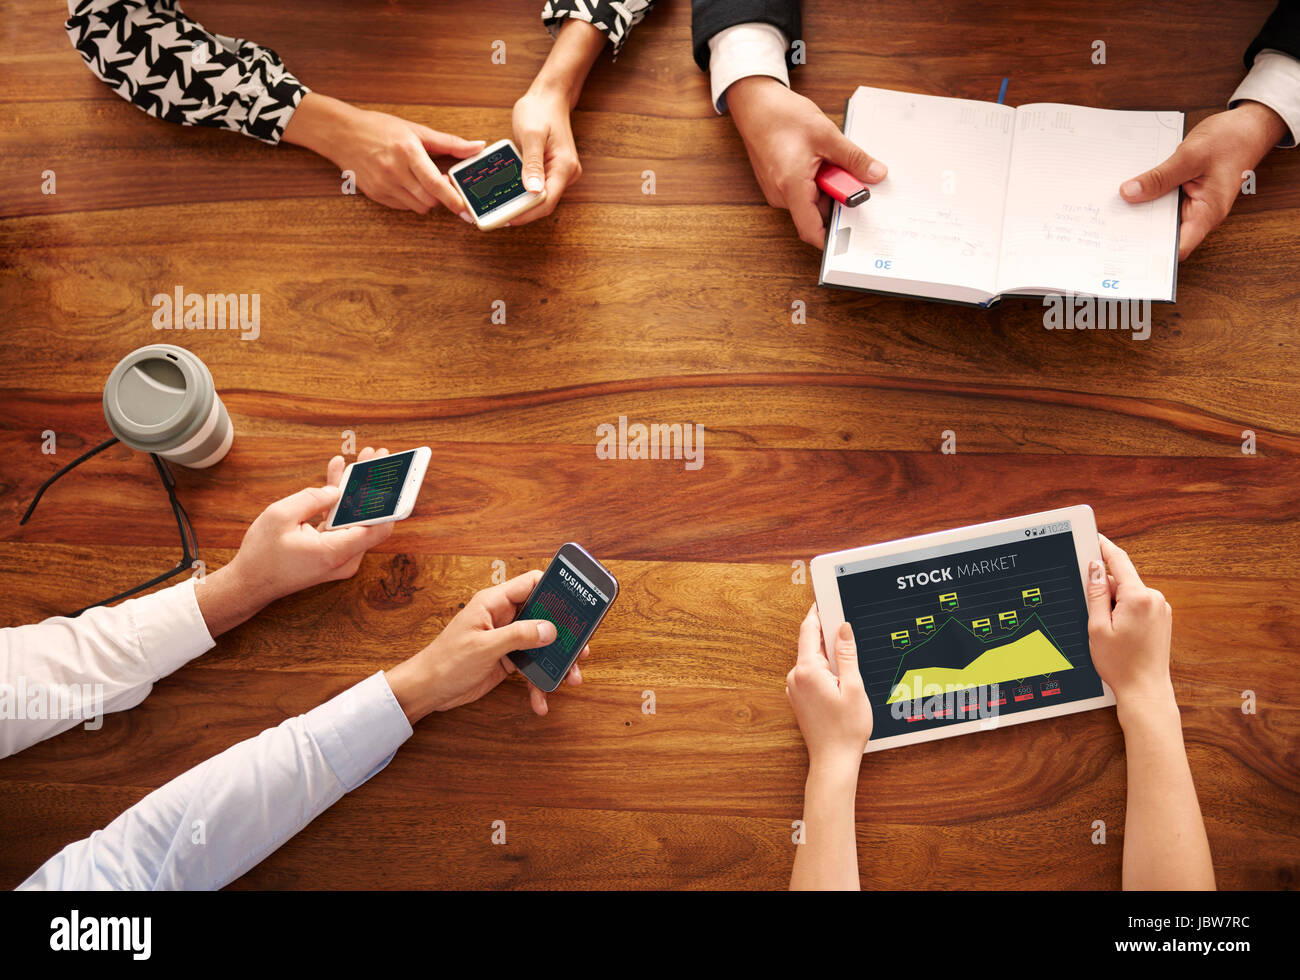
[817,193,832,226]
[322,520,393,563]
[1177,203,1217,261]
[1121,143,1204,203]
[797,603,829,668]
[816,127,887,184]
[474,569,545,623]
[566,663,582,686]
[379,183,428,214]
[411,124,486,160]
[326,454,346,487]
[579,644,591,660]
[408,152,466,214]
[833,621,864,690]
[271,485,342,525]
[530,683,549,716]
[1084,557,1113,635]
[788,188,828,248]
[401,178,436,213]
[480,618,557,661]
[501,187,553,227]
[1098,534,1146,595]
[517,128,546,194]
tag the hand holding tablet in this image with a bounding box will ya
[810,505,1114,753]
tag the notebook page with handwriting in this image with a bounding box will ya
[822,87,1016,303]
[995,105,1183,299]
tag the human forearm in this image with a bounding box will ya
[1117,694,1216,890]
[65,0,307,144]
[18,672,410,889]
[193,562,276,639]
[530,19,608,108]
[790,759,861,890]
[281,92,361,162]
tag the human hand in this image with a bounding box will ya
[508,85,576,226]
[283,92,485,216]
[508,19,607,227]
[726,76,887,247]
[1085,534,1176,712]
[786,605,873,774]
[384,569,590,724]
[196,448,395,636]
[1120,101,1287,260]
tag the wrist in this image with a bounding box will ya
[1115,682,1181,731]
[384,656,438,726]
[724,74,783,121]
[193,563,272,638]
[533,19,606,109]
[806,750,863,791]
[281,92,361,162]
[1233,100,1288,155]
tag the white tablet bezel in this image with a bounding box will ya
[809,505,1114,753]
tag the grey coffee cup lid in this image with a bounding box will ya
[103,344,216,451]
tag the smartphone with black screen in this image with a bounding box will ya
[508,543,618,693]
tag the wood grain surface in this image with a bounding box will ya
[0,0,1297,890]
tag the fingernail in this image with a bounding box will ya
[524,176,543,192]
[867,160,887,180]
[459,210,473,223]
[537,621,557,644]
[1121,180,1141,198]
[838,622,853,641]
[1089,560,1105,583]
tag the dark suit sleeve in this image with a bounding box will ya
[1245,0,1300,65]
[691,0,801,72]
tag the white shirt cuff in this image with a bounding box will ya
[708,22,791,115]
[305,671,414,792]
[128,576,215,678]
[1229,49,1300,148]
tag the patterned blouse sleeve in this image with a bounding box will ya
[64,0,308,144]
[541,0,658,58]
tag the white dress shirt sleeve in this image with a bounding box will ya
[708,22,791,114]
[0,578,215,760]
[1229,49,1300,148]
[17,670,413,890]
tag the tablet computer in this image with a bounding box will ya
[809,505,1114,753]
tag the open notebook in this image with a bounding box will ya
[819,86,1185,306]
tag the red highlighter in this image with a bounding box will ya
[816,162,870,207]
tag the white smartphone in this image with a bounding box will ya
[447,139,545,230]
[324,447,431,529]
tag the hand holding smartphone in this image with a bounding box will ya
[447,139,546,230]
[325,447,431,529]
[508,543,618,693]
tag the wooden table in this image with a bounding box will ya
[1,0,1297,890]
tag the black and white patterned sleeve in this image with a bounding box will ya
[64,0,308,144]
[542,0,658,57]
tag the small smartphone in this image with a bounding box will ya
[508,543,619,693]
[324,447,431,529]
[447,139,546,230]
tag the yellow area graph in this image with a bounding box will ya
[886,629,1074,703]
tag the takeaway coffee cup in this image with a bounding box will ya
[102,344,233,468]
